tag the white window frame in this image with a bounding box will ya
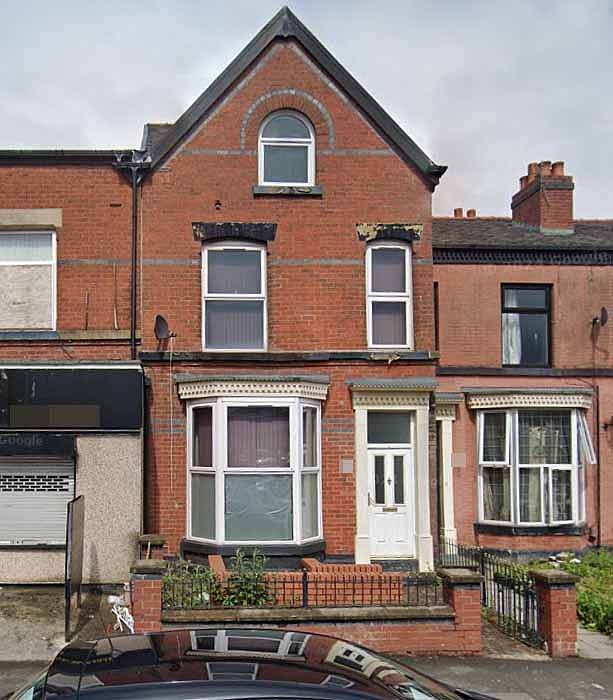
[365,242,413,349]
[187,396,322,546]
[258,110,315,187]
[201,241,267,351]
[0,229,57,331]
[478,408,586,527]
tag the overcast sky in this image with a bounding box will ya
[1,1,611,217]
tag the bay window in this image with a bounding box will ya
[366,242,413,348]
[202,242,266,350]
[188,397,321,545]
[478,408,591,526]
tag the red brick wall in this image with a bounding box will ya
[138,40,433,354]
[0,164,133,360]
[434,262,613,369]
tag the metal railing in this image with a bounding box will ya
[163,569,445,611]
[437,538,544,649]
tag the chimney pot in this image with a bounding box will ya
[453,208,463,218]
[466,209,476,218]
[552,161,565,176]
[520,175,529,189]
[539,160,552,177]
[527,162,539,182]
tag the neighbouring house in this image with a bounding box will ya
[0,7,611,584]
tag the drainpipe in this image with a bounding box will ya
[130,165,139,361]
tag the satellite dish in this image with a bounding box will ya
[154,314,170,341]
[592,307,608,327]
[600,307,608,327]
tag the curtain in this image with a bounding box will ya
[371,248,405,293]
[193,407,212,468]
[502,288,522,364]
[482,412,506,462]
[205,300,263,349]
[371,301,406,345]
[227,406,289,468]
[208,250,260,294]
[519,468,542,521]
[518,411,571,464]
[301,473,318,539]
[483,467,510,521]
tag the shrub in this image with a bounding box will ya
[223,549,271,607]
[163,559,223,609]
[560,550,613,637]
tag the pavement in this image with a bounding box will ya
[0,585,117,698]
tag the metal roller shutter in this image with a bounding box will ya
[0,455,75,545]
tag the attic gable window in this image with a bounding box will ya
[258,111,314,186]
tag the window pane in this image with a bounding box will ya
[504,287,547,310]
[372,301,406,345]
[225,475,292,541]
[193,407,212,468]
[519,468,542,522]
[0,265,53,330]
[482,413,506,462]
[262,114,310,139]
[208,250,261,294]
[518,411,571,464]
[552,470,573,521]
[263,145,308,183]
[368,411,411,444]
[227,406,290,468]
[482,467,511,521]
[371,248,406,293]
[374,455,385,504]
[394,455,405,504]
[502,312,548,365]
[302,406,317,467]
[0,233,53,262]
[205,300,264,349]
[301,472,319,539]
[191,474,215,539]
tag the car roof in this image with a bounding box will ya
[44,627,459,700]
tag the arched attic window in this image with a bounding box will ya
[258,111,315,186]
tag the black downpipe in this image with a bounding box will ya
[130,167,139,360]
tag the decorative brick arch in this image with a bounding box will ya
[240,88,335,150]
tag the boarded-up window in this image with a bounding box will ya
[0,231,55,330]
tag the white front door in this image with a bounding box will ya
[368,450,414,558]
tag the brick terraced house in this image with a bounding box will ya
[0,8,611,583]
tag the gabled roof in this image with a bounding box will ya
[432,217,613,250]
[146,7,446,189]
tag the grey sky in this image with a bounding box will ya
[1,1,611,217]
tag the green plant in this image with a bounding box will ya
[163,558,223,609]
[559,550,613,637]
[223,548,271,608]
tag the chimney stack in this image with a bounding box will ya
[511,160,574,233]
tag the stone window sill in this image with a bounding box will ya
[474,522,587,536]
[253,185,323,197]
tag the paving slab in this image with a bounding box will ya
[577,625,613,659]
[403,657,613,700]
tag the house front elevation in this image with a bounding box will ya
[0,8,611,583]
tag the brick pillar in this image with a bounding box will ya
[130,560,165,633]
[530,569,579,657]
[438,568,482,654]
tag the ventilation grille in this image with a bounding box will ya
[0,473,71,493]
[433,248,613,266]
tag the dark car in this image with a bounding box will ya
[8,628,496,700]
